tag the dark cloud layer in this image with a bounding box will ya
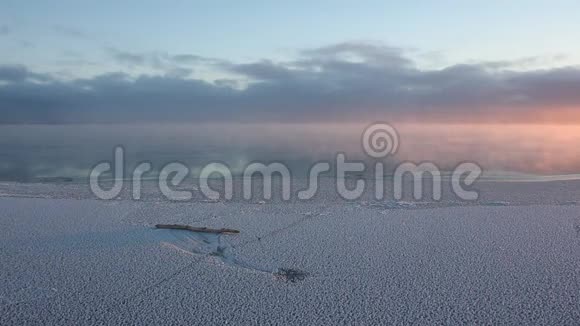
[0,65,50,83]
[1,42,580,123]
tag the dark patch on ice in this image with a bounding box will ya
[560,201,578,206]
[481,201,511,206]
[273,268,308,283]
[302,211,329,217]
[32,176,74,183]
[358,201,430,210]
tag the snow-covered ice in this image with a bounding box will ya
[1,181,580,324]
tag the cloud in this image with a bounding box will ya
[170,54,224,65]
[1,42,580,124]
[0,65,51,83]
[0,65,29,82]
[227,60,297,81]
[108,48,223,70]
[301,41,414,68]
[477,55,570,70]
[108,48,147,66]
[107,48,226,78]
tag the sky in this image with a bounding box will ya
[1,0,580,123]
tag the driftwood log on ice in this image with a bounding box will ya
[155,224,240,234]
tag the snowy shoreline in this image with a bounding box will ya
[1,181,580,324]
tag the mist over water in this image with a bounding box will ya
[0,123,579,182]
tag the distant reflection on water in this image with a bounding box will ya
[0,123,579,182]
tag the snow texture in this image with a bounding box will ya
[1,181,580,324]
